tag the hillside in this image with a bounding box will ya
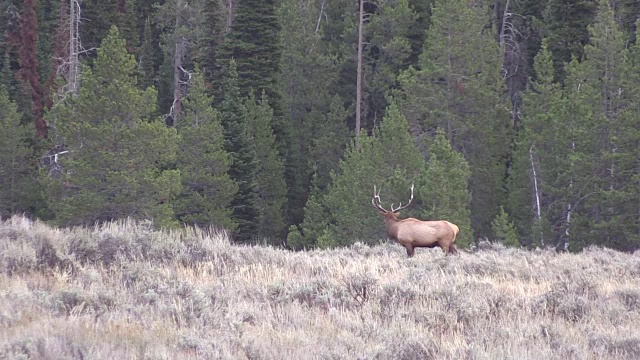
[1,216,639,359]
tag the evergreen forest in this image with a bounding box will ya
[0,0,638,252]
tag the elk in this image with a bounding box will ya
[372,184,459,257]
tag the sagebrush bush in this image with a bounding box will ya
[1,216,639,359]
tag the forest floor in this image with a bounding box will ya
[1,216,640,359]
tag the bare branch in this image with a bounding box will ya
[315,0,326,33]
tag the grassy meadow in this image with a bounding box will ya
[1,215,640,359]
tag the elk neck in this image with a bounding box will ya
[383,213,401,239]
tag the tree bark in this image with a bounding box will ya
[315,0,326,33]
[223,0,235,33]
[69,0,80,96]
[172,2,185,125]
[355,0,364,150]
[529,144,543,246]
[19,0,46,138]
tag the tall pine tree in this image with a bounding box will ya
[43,26,181,227]
[174,66,237,230]
[0,85,36,217]
[18,0,46,138]
[220,59,259,242]
[543,0,598,81]
[244,91,287,243]
[419,129,472,246]
[216,0,281,99]
[508,40,561,247]
[577,0,638,250]
[305,102,426,247]
[396,0,511,239]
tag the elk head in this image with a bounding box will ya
[371,184,459,257]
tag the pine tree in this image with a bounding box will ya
[216,0,281,98]
[0,1,21,95]
[220,59,259,242]
[114,0,137,51]
[508,40,561,248]
[511,1,639,251]
[307,94,351,193]
[244,91,287,243]
[277,0,345,227]
[43,26,181,227]
[217,0,292,229]
[155,0,202,123]
[622,19,640,250]
[308,102,426,247]
[34,0,61,97]
[616,0,640,43]
[18,0,46,138]
[543,0,598,81]
[174,66,237,230]
[44,0,68,108]
[491,206,519,247]
[420,128,472,246]
[197,0,226,92]
[290,175,328,250]
[0,85,35,217]
[576,0,638,250]
[80,1,134,55]
[139,17,155,90]
[396,0,511,239]
[0,52,16,98]
[362,0,418,132]
[406,0,434,65]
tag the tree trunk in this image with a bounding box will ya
[172,3,185,125]
[223,0,236,33]
[529,144,543,246]
[69,0,80,96]
[19,0,46,138]
[172,38,184,124]
[355,0,364,150]
[315,0,326,33]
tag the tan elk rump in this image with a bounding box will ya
[372,184,459,257]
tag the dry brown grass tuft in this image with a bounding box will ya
[1,215,640,359]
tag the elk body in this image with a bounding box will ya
[372,184,459,257]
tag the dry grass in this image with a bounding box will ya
[1,215,640,359]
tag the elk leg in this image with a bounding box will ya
[448,244,458,255]
[405,246,415,257]
[440,243,449,255]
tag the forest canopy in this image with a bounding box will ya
[0,0,638,251]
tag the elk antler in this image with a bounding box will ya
[390,183,414,213]
[372,185,389,213]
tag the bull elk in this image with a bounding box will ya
[372,184,459,257]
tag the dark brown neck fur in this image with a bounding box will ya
[383,213,401,240]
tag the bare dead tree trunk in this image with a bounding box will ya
[68,0,80,96]
[172,39,184,124]
[171,2,185,125]
[529,143,543,246]
[355,0,364,150]
[561,140,576,251]
[223,0,236,33]
[315,0,326,33]
[499,0,510,49]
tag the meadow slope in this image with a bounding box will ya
[1,216,640,359]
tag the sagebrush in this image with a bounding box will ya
[1,216,639,359]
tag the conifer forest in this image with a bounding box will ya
[0,0,639,252]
